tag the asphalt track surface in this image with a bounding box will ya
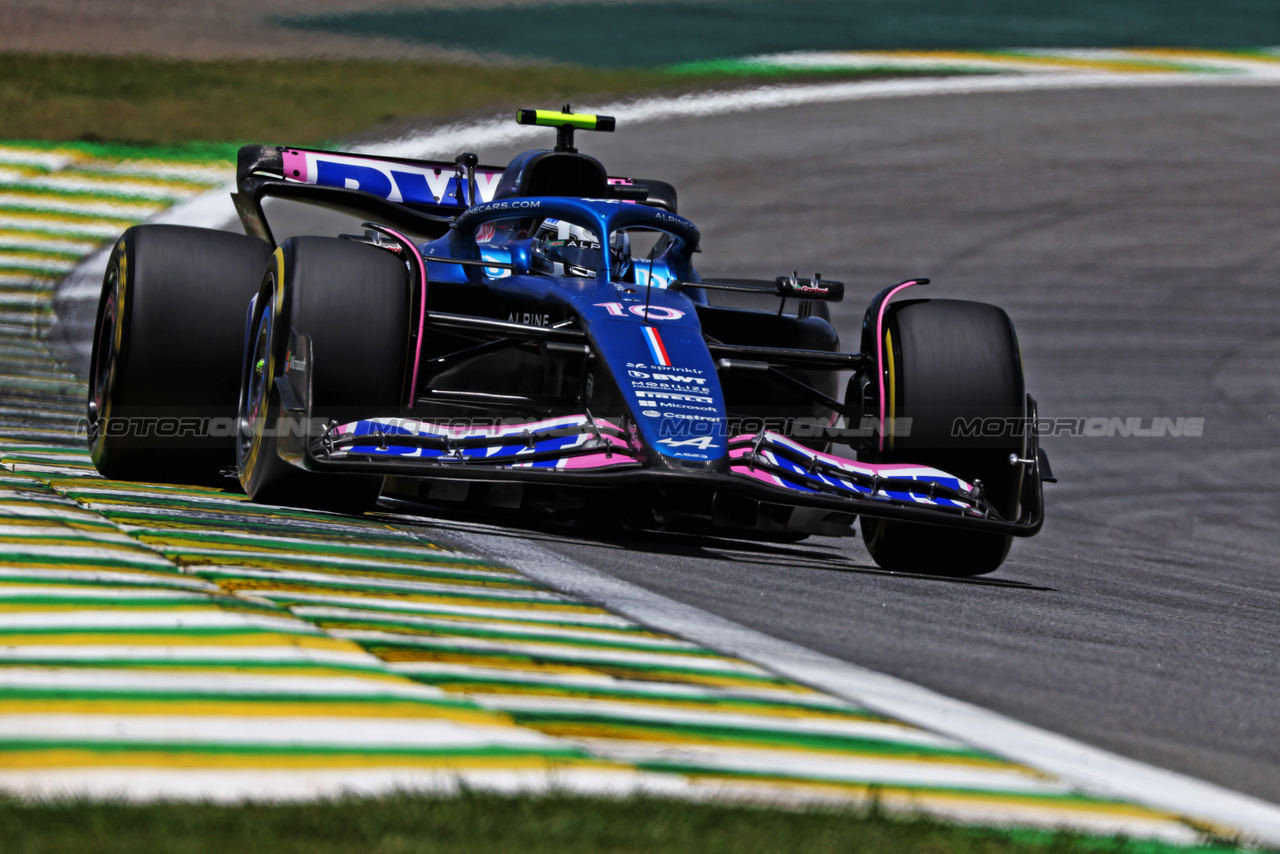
[434,87,1280,805]
[59,86,1280,807]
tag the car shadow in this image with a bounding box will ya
[379,498,1056,593]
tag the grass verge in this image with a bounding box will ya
[0,53,958,148]
[0,53,680,146]
[0,792,1247,854]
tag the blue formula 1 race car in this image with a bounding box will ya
[87,108,1051,575]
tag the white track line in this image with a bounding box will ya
[370,71,1280,159]
[63,71,1280,843]
[67,69,1280,258]
[440,522,1280,846]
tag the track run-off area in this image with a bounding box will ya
[4,59,1280,847]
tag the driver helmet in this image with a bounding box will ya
[534,219,632,279]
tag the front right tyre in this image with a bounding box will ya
[858,299,1027,576]
[236,236,409,514]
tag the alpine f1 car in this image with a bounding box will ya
[87,108,1052,575]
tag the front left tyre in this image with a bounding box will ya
[87,225,273,484]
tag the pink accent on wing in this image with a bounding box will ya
[725,430,973,490]
[282,150,309,184]
[475,170,503,203]
[876,280,921,452]
[562,452,640,470]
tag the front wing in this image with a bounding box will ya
[289,414,1045,536]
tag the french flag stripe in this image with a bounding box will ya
[642,326,671,366]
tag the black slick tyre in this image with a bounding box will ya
[236,236,409,515]
[87,225,272,484]
[859,299,1027,576]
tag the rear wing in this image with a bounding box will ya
[232,144,675,246]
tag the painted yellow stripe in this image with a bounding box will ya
[440,685,873,719]
[376,650,787,690]
[1,749,605,772]
[983,52,1187,74]
[105,663,430,683]
[0,164,215,195]
[217,579,608,613]
[1124,47,1280,65]
[314,610,673,640]
[0,632,359,651]
[0,698,514,721]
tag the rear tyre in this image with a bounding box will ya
[236,237,409,514]
[859,299,1026,576]
[87,225,272,484]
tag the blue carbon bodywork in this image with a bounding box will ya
[418,197,727,468]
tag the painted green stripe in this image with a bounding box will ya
[359,643,773,681]
[278,596,623,628]
[0,190,163,212]
[301,609,659,638]
[0,681,488,713]
[0,182,193,205]
[410,677,876,718]
[0,139,237,165]
[139,531,508,573]
[0,555,184,572]
[0,219,121,239]
[0,596,280,613]
[113,513,479,553]
[0,656,392,674]
[0,378,81,394]
[1,447,92,458]
[0,204,139,225]
[0,625,333,641]
[0,686,462,705]
[194,570,576,605]
[31,166,216,188]
[508,713,995,759]
[172,557,536,589]
[67,492,368,522]
[632,762,1128,808]
[313,618,689,654]
[0,244,91,261]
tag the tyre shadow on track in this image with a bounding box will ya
[378,500,1056,592]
